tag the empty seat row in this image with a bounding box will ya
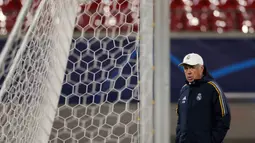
[171,0,255,32]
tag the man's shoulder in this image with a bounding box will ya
[206,80,224,93]
[180,84,188,92]
[179,84,189,100]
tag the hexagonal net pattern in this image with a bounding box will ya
[0,0,78,143]
[49,0,154,143]
[0,0,40,91]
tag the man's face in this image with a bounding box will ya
[183,64,204,82]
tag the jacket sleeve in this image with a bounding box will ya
[176,84,187,143]
[210,83,231,143]
[175,102,180,143]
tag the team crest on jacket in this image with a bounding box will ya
[196,93,202,101]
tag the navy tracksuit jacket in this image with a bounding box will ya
[176,74,231,143]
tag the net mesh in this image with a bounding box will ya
[0,0,78,142]
[49,0,147,143]
[0,0,154,142]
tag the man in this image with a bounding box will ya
[176,53,231,143]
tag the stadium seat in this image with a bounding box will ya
[239,0,255,32]
[110,0,130,14]
[84,0,103,14]
[2,0,255,33]
[210,0,239,32]
[76,3,104,32]
[109,0,139,32]
[1,0,22,33]
[184,0,211,31]
[170,0,186,31]
[76,0,139,33]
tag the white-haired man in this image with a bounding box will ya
[175,53,231,143]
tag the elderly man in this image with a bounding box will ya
[175,53,231,143]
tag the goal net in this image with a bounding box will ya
[0,0,78,142]
[0,0,154,142]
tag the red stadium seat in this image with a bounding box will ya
[76,2,104,32]
[107,0,139,33]
[246,1,255,26]
[1,0,22,33]
[184,0,211,31]
[110,0,130,14]
[170,0,186,31]
[76,1,107,32]
[239,0,255,32]
[76,0,139,33]
[2,0,255,33]
[211,0,239,32]
[84,0,103,14]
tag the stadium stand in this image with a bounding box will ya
[1,0,255,34]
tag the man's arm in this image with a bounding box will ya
[175,103,180,143]
[209,82,231,143]
[176,84,187,143]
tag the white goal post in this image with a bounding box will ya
[0,0,170,143]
